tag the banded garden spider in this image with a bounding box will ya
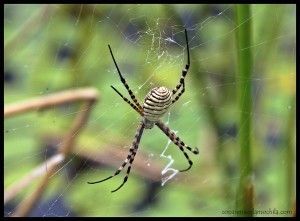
[88,29,199,192]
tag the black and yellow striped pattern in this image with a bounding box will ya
[143,86,172,122]
[156,120,199,172]
[87,29,197,193]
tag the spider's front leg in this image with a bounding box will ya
[108,44,143,111]
[155,120,199,172]
[172,29,190,104]
[110,85,144,116]
[87,120,145,193]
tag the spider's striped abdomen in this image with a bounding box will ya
[143,86,172,123]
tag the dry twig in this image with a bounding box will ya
[4,88,98,217]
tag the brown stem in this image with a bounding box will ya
[5,88,99,217]
[4,88,98,118]
[4,154,64,204]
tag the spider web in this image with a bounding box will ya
[4,4,296,217]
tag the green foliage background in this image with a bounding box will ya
[4,4,295,217]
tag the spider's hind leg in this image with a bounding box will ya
[87,148,134,185]
[87,120,146,193]
[155,120,198,172]
[111,149,138,192]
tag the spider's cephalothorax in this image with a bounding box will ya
[143,86,172,129]
[88,29,199,193]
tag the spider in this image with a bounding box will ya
[88,29,199,192]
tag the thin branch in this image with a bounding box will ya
[4,154,65,204]
[59,100,95,155]
[11,157,63,217]
[6,88,99,217]
[4,87,98,118]
[4,142,164,207]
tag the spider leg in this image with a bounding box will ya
[108,45,143,111]
[155,120,198,172]
[172,81,185,104]
[172,29,190,103]
[87,146,134,184]
[111,85,143,116]
[87,121,145,192]
[111,148,138,192]
[111,121,145,192]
